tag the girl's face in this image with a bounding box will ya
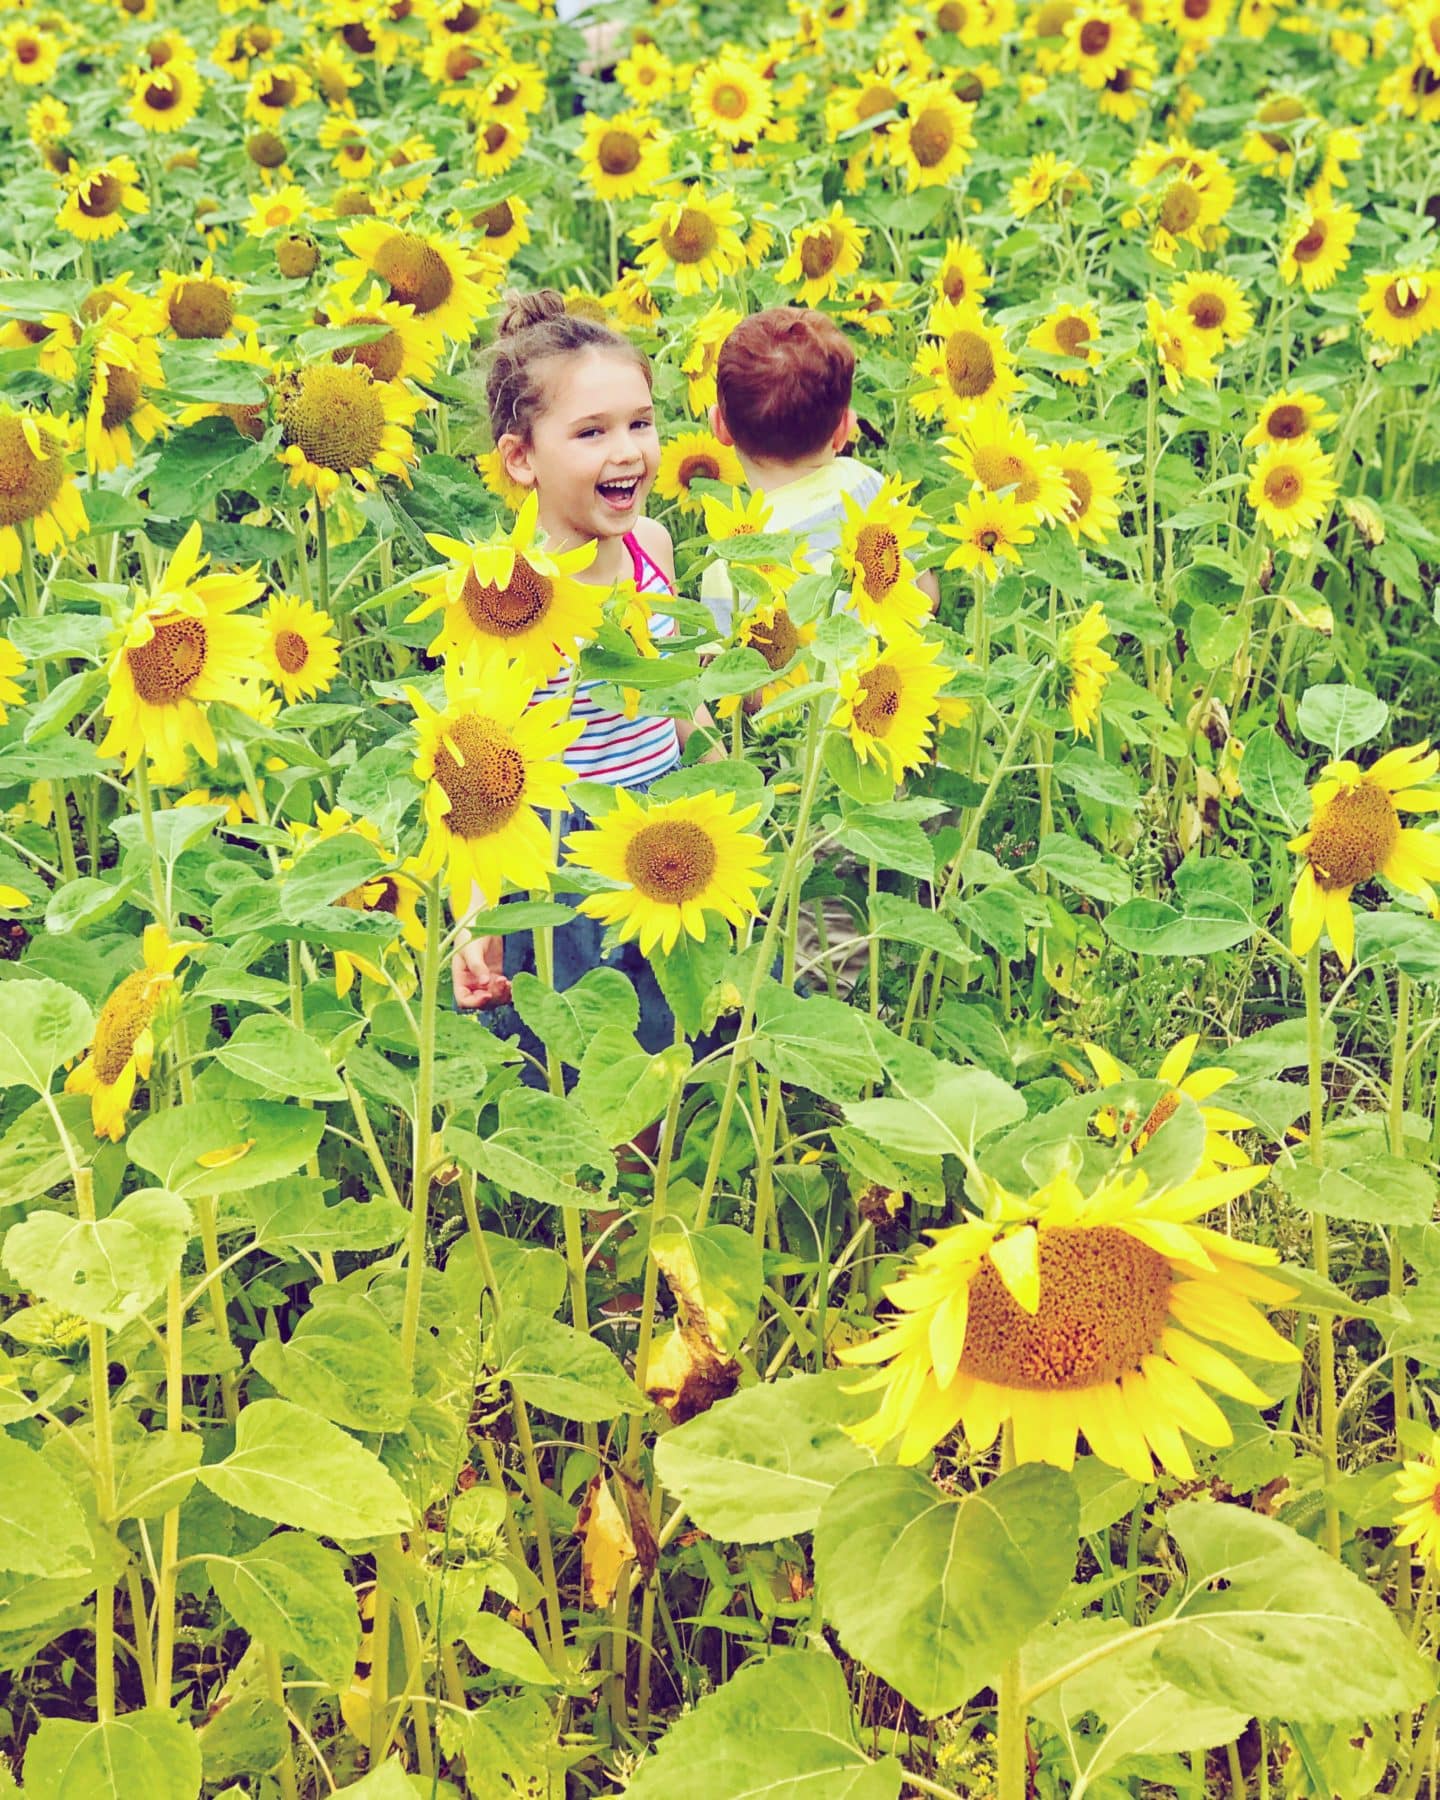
[501,348,659,549]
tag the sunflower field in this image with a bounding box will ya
[4,0,1440,1793]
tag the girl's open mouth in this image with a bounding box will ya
[596,475,642,511]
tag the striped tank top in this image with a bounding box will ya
[532,531,681,788]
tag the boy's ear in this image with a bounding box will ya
[710,404,735,448]
[830,406,858,452]
[497,432,537,490]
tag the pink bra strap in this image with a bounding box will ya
[623,530,669,591]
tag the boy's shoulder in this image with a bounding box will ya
[831,456,885,500]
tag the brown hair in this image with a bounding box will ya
[715,307,856,462]
[485,288,651,445]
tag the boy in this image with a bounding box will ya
[699,307,938,636]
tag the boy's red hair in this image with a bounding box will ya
[715,307,855,462]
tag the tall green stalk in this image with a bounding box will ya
[1304,944,1342,1559]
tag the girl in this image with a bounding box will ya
[452,289,719,1048]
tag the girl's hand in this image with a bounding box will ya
[453,932,511,1011]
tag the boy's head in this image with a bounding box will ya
[712,307,856,467]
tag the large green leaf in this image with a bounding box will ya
[1156,1500,1433,1722]
[1238,727,1308,830]
[815,1463,1078,1716]
[1102,894,1254,957]
[128,1101,327,1196]
[753,984,884,1102]
[1275,1149,1434,1225]
[2,1189,191,1331]
[0,1437,91,1578]
[510,967,637,1068]
[1295,683,1387,757]
[436,1694,558,1800]
[575,1027,691,1145]
[198,1400,412,1540]
[0,979,93,1093]
[234,1179,409,1252]
[492,1307,644,1422]
[207,1531,360,1685]
[250,1288,413,1432]
[0,1095,94,1212]
[842,1064,1025,1161]
[212,1016,347,1102]
[654,1371,874,1543]
[459,1612,556,1686]
[625,1651,900,1800]
[445,1095,617,1210]
[21,1709,201,1800]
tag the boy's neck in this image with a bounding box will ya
[738,445,837,493]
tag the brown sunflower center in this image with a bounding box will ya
[461,559,553,637]
[247,130,287,168]
[676,452,720,487]
[444,45,481,79]
[959,1226,1173,1390]
[1187,293,1226,332]
[444,0,481,29]
[1158,179,1202,235]
[597,129,642,176]
[99,367,143,431]
[909,106,954,169]
[373,232,453,316]
[482,122,511,154]
[92,970,161,1086]
[1053,314,1092,355]
[623,818,718,904]
[273,628,309,674]
[169,279,235,340]
[335,315,404,383]
[853,522,902,597]
[16,320,50,345]
[0,417,63,527]
[15,36,40,61]
[334,188,375,217]
[276,233,320,278]
[342,21,377,52]
[143,77,180,110]
[79,173,124,220]
[856,82,899,123]
[710,81,750,121]
[1305,781,1399,890]
[1261,462,1304,508]
[937,0,969,27]
[1065,468,1093,517]
[659,206,720,266]
[943,328,996,398]
[1079,18,1112,54]
[1291,222,1327,262]
[1139,1089,1181,1140]
[1265,403,1306,440]
[852,662,902,736]
[279,363,387,473]
[1385,281,1426,319]
[953,70,984,103]
[748,606,800,671]
[1107,66,1135,93]
[941,265,973,304]
[800,226,841,280]
[1182,0,1212,17]
[431,715,528,838]
[126,616,209,706]
[478,200,515,237]
[971,445,1039,504]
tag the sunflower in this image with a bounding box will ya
[942,405,1071,523]
[842,281,901,337]
[26,94,70,143]
[654,430,745,514]
[320,117,376,181]
[890,81,975,189]
[616,40,677,103]
[837,477,931,634]
[157,261,252,342]
[1241,91,1311,173]
[476,446,531,511]
[934,238,989,308]
[913,301,1018,424]
[1360,269,1440,349]
[777,203,868,306]
[1098,42,1157,120]
[0,408,87,575]
[701,487,813,603]
[64,925,189,1141]
[1242,388,1337,450]
[682,304,743,416]
[0,639,25,724]
[286,805,425,994]
[260,595,342,703]
[84,331,167,475]
[1382,53,1440,124]
[1167,0,1232,41]
[474,113,529,178]
[1279,199,1357,293]
[1077,1036,1253,1174]
[1027,303,1102,385]
[321,280,442,383]
[0,308,77,381]
[826,67,905,187]
[276,360,422,505]
[409,647,581,915]
[1008,151,1088,219]
[1169,271,1254,347]
[382,134,438,203]
[1146,297,1218,393]
[941,488,1036,581]
[840,1161,1296,1477]
[480,60,546,122]
[1395,1437,1440,1567]
[716,598,817,719]
[2,23,60,84]
[630,185,747,299]
[245,63,314,125]
[127,57,204,132]
[409,492,602,680]
[450,192,530,264]
[56,156,148,242]
[1247,439,1337,541]
[578,111,669,203]
[1053,440,1124,547]
[244,184,314,239]
[1062,4,1141,82]
[833,627,950,778]
[1063,602,1117,738]
[690,54,774,145]
[99,523,266,787]
[336,220,489,344]
[1128,141,1235,264]
[1288,744,1440,969]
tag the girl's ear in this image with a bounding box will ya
[830,406,858,452]
[710,403,735,448]
[498,431,538,490]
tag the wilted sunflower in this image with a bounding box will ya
[690,53,775,145]
[56,156,148,242]
[322,280,442,384]
[99,521,266,786]
[565,788,768,955]
[1077,1036,1253,1174]
[410,491,601,680]
[1394,1437,1440,1567]
[65,925,189,1141]
[84,331,167,474]
[337,221,490,343]
[286,805,425,996]
[654,430,745,514]
[941,488,1036,581]
[840,1162,1297,1477]
[890,81,975,189]
[0,407,87,574]
[408,647,581,914]
[1052,440,1125,547]
[630,185,747,298]
[1242,388,1337,450]
[912,300,1018,424]
[1279,199,1357,293]
[1289,744,1440,969]
[1063,602,1117,739]
[579,111,669,203]
[1027,303,1102,385]
[1247,439,1337,540]
[260,595,342,703]
[1360,268,1440,349]
[1168,270,1255,348]
[157,261,252,341]
[837,477,931,634]
[833,627,950,778]
[777,202,868,306]
[276,360,422,504]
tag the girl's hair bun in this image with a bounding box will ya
[497,289,567,337]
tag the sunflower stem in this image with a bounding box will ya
[400,878,442,1380]
[1391,969,1413,1614]
[315,502,331,616]
[19,521,78,887]
[76,1167,118,1723]
[1304,943,1342,1559]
